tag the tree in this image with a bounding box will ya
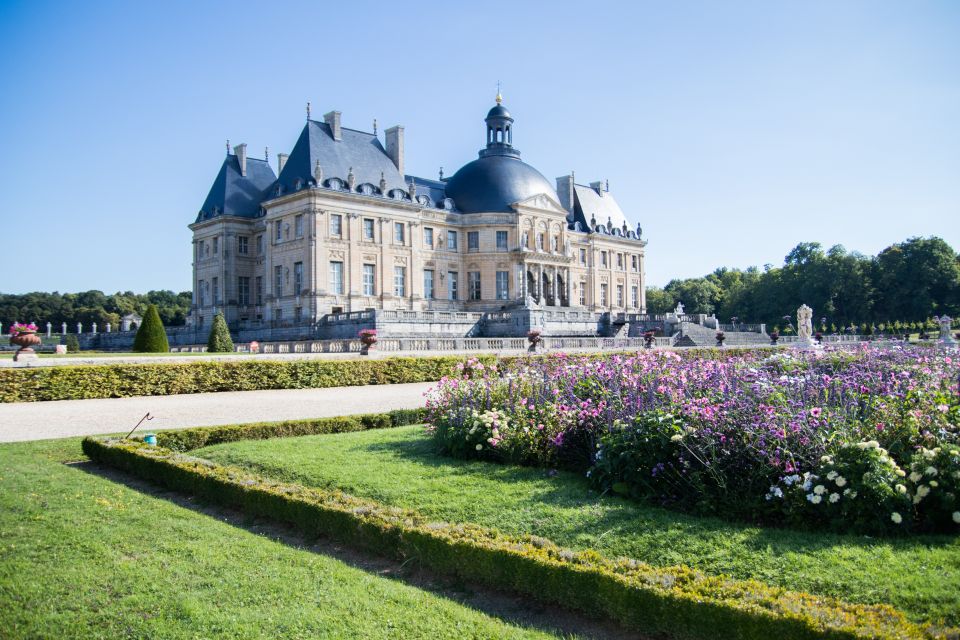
[644,287,675,314]
[132,304,169,353]
[206,313,234,353]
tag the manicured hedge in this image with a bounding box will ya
[0,356,486,403]
[82,436,941,640]
[156,408,426,451]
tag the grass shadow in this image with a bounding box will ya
[71,459,653,640]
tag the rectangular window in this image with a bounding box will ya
[552,236,559,252]
[363,218,375,241]
[213,237,219,255]
[448,271,458,300]
[447,230,457,251]
[617,253,623,269]
[579,248,586,264]
[237,236,249,255]
[631,255,638,271]
[496,230,508,251]
[212,277,219,304]
[295,214,304,238]
[274,308,282,322]
[601,251,608,267]
[496,271,509,300]
[631,285,639,308]
[294,261,303,294]
[362,264,376,296]
[275,220,282,242]
[273,266,282,298]
[616,284,624,307]
[537,233,544,251]
[294,307,302,323]
[394,222,405,245]
[198,280,206,307]
[394,266,406,297]
[255,276,263,305]
[238,276,250,306]
[578,282,586,306]
[467,231,479,252]
[468,271,481,300]
[256,235,263,255]
[424,269,434,300]
[330,214,342,237]
[329,261,344,295]
[424,227,434,248]
[600,283,608,306]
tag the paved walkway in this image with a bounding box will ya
[0,382,436,443]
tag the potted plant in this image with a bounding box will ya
[715,330,725,347]
[9,322,41,362]
[643,330,655,349]
[358,328,378,355]
[814,331,823,344]
[527,329,542,353]
[769,330,779,345]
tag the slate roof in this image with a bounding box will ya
[275,120,408,196]
[196,155,276,222]
[571,183,643,241]
[407,175,450,208]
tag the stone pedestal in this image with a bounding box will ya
[13,352,39,365]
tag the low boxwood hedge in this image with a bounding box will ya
[82,436,944,640]
[155,408,425,451]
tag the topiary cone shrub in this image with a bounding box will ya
[207,313,234,353]
[132,304,169,353]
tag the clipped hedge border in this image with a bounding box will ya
[1,347,775,403]
[155,408,426,451]
[83,436,942,640]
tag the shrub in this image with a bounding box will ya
[132,304,169,353]
[907,444,960,531]
[81,436,935,640]
[63,334,80,353]
[206,313,234,353]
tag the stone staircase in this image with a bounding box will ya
[677,321,770,347]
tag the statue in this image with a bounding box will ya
[797,304,814,343]
[939,315,956,345]
[674,301,684,315]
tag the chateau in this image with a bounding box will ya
[189,97,647,337]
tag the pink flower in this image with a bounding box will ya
[809,407,822,418]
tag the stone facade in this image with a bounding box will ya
[189,100,647,336]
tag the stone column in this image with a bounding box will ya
[61,322,67,335]
[106,323,111,333]
[77,322,82,334]
[537,264,543,303]
[46,322,52,338]
[92,323,98,334]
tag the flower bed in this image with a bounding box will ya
[427,346,960,535]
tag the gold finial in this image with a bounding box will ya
[495,80,502,104]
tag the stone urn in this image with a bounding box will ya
[527,330,542,353]
[359,329,378,356]
[11,330,41,362]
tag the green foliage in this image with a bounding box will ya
[648,236,960,327]
[83,436,937,640]
[156,409,425,451]
[0,355,481,402]
[907,445,960,531]
[62,333,80,353]
[132,304,169,353]
[0,289,191,329]
[206,313,234,353]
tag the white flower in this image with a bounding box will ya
[835,476,847,487]
[895,484,907,494]
[811,494,823,504]
[850,491,858,498]
[829,493,840,503]
[926,466,938,476]
[891,512,903,524]
[475,444,483,451]
[867,440,880,449]
[826,471,838,481]
[843,488,851,496]
[821,456,833,464]
[952,512,960,524]
[917,485,931,498]
[670,434,683,442]
[813,484,827,495]
[895,469,906,477]
[930,480,939,488]
[909,471,923,482]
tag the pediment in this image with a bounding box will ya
[512,192,568,215]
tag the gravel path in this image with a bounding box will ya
[0,382,436,443]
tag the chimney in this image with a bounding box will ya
[233,143,247,177]
[590,180,606,197]
[385,125,404,175]
[277,153,288,174]
[556,173,575,213]
[324,110,342,141]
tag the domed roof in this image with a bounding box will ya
[445,155,559,214]
[486,104,511,120]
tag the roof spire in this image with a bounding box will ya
[495,80,502,104]
[306,101,311,120]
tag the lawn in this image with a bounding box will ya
[197,425,960,627]
[0,437,606,639]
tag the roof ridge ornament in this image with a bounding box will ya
[347,167,356,191]
[306,101,311,120]
[314,160,323,184]
[373,118,378,135]
[379,172,387,193]
[264,146,269,161]
[495,80,502,104]
[226,139,230,154]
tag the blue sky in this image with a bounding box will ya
[0,0,957,294]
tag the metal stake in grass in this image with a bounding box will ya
[125,413,154,439]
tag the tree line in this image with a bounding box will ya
[0,290,192,332]
[645,236,960,333]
